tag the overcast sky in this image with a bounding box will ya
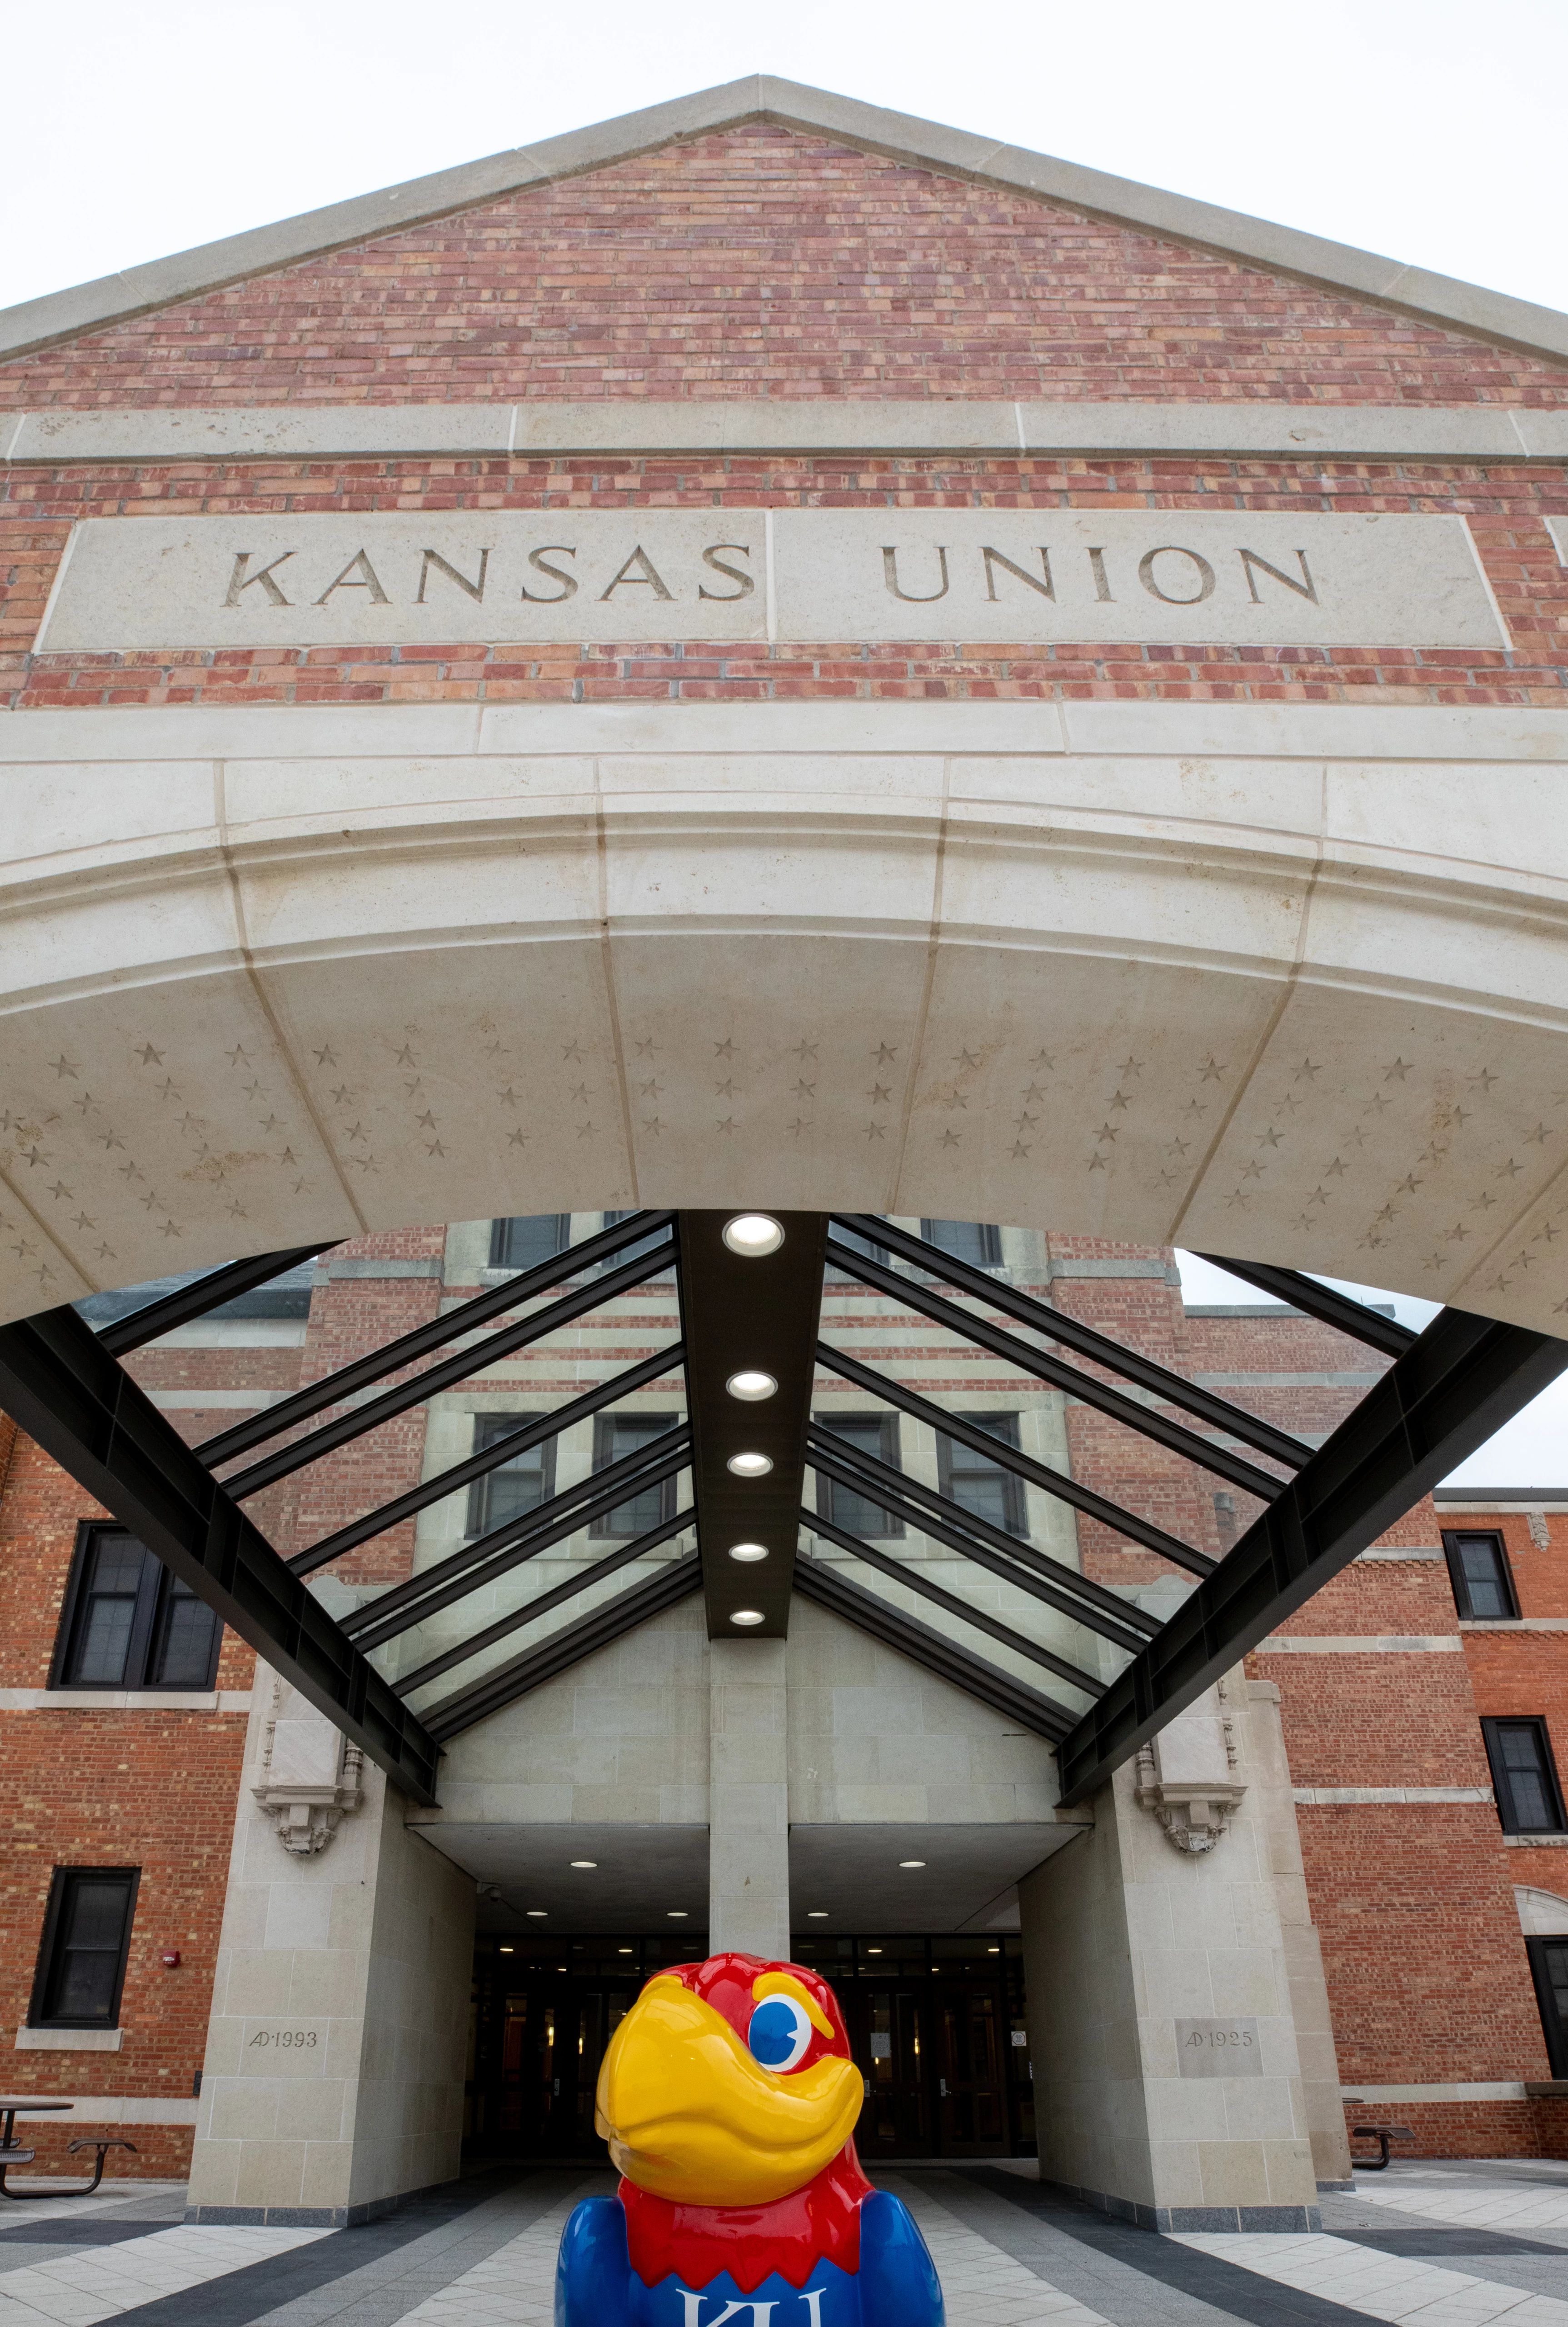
[3,0,1566,315]
[7,0,1563,1485]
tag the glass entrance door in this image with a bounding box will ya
[933,1982,1009,2154]
[493,1979,636,2154]
[853,1986,930,2156]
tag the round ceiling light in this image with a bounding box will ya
[570,1859,598,1869]
[722,1214,785,1258]
[726,1369,778,1402]
[526,1910,548,1919]
[807,1911,829,1919]
[667,1909,689,1918]
[727,1451,773,1478]
[728,1542,769,1563]
[730,1609,765,1627]
[899,1859,927,1869]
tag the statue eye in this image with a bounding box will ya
[746,1995,814,2073]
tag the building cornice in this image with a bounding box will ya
[5,399,1568,469]
[2,76,1568,370]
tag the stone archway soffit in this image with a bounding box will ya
[3,76,1568,371]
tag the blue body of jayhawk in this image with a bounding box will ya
[554,1952,943,2327]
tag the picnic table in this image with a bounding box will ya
[0,2099,136,2200]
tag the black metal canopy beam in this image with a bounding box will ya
[98,1245,340,1357]
[805,1426,1155,1653]
[817,1340,1212,1578]
[222,1239,674,1499]
[1057,1306,1568,1805]
[0,1302,439,1803]
[807,1503,1103,1698]
[397,1507,695,1696]
[423,1554,704,1742]
[196,1208,673,1468]
[825,1237,1286,1503]
[678,1209,827,1637]
[836,1214,1312,1471]
[1195,1254,1418,1360]
[793,1554,1074,1741]
[342,1427,691,1650]
[290,1343,684,1576]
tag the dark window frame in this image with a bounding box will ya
[1482,1716,1568,1835]
[28,1866,140,2030]
[814,1412,906,1539]
[464,1414,559,1540]
[919,1219,1003,1268]
[51,1523,222,1694]
[936,1413,1027,1536]
[1527,1934,1568,2078]
[489,1215,571,1271]
[589,1412,680,1540]
[1443,1528,1521,1621]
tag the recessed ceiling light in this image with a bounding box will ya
[726,1369,778,1401]
[526,1910,547,1919]
[730,1609,765,1627]
[727,1451,773,1477]
[899,1859,926,1868]
[728,1542,769,1563]
[867,1946,883,1954]
[570,1860,598,1869]
[499,1944,514,1953]
[723,1214,785,1258]
[807,1911,829,1919]
[618,1947,633,1954]
[988,1946,1001,1954]
[667,1910,689,1918]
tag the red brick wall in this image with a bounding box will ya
[2,127,1563,410]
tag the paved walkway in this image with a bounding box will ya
[0,2160,1563,2327]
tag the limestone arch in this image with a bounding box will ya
[3,698,1567,1328]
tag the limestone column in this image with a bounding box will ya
[1240,1677,1353,2184]
[708,1639,790,1959]
[186,1670,476,2225]
[1019,1678,1320,2229]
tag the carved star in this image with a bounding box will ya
[1011,1141,1031,1160]
[416,1110,437,1130]
[394,1044,417,1066]
[1023,1082,1046,1103]
[314,1045,336,1067]
[715,1118,735,1135]
[1526,1124,1554,1145]
[865,1122,886,1141]
[1296,1059,1322,1082]
[1088,1152,1107,1171]
[562,1041,584,1062]
[1384,1058,1412,1082]
[1257,1127,1283,1147]
[49,1055,79,1079]
[97,1129,125,1150]
[1470,1067,1499,1091]
[640,1079,662,1099]
[136,1043,164,1066]
[793,1080,815,1100]
[635,1038,657,1057]
[1116,1057,1144,1078]
[1199,1057,1227,1082]
[1325,1157,1347,1177]
[954,1050,981,1071]
[939,1130,960,1149]
[868,1084,891,1105]
[714,1038,736,1059]
[497,1087,519,1108]
[1108,1090,1131,1111]
[330,1084,351,1106]
[873,1044,897,1066]
[1029,1050,1055,1071]
[507,1128,529,1147]
[715,1079,738,1099]
[790,1040,819,1062]
[1496,1158,1524,1179]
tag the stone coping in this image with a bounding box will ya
[4,77,1568,368]
[4,399,1568,467]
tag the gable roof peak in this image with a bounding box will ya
[3,72,1567,370]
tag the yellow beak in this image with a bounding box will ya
[595,1976,863,2206]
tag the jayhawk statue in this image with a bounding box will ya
[556,1951,944,2327]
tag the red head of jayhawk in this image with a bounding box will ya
[595,1952,864,2207]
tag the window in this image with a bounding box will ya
[937,1414,1025,1536]
[1482,1718,1567,1834]
[1444,1530,1520,1621]
[29,1868,139,2028]
[919,1220,1002,1268]
[466,1415,556,1539]
[814,1413,904,1538]
[1527,1937,1568,2078]
[53,1527,220,1692]
[601,1211,670,1273]
[826,1224,889,1283]
[590,1414,679,1538]
[489,1215,570,1271]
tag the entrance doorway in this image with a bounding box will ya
[468,1932,1033,2160]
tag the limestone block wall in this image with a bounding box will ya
[1021,1680,1319,2229]
[187,1674,474,2225]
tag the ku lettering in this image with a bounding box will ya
[554,1952,943,2327]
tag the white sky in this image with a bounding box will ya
[5,1,1563,1483]
[2,0,1567,315]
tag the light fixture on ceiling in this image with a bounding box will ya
[726,1369,778,1401]
[499,1944,514,1953]
[618,1947,633,1955]
[807,1911,829,1919]
[570,1860,598,1869]
[988,1946,1001,1954]
[668,1909,689,1918]
[728,1542,769,1563]
[899,1859,926,1868]
[727,1451,773,1477]
[867,1946,883,1954]
[730,1609,765,1627]
[723,1214,785,1258]
[526,1910,547,1919]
